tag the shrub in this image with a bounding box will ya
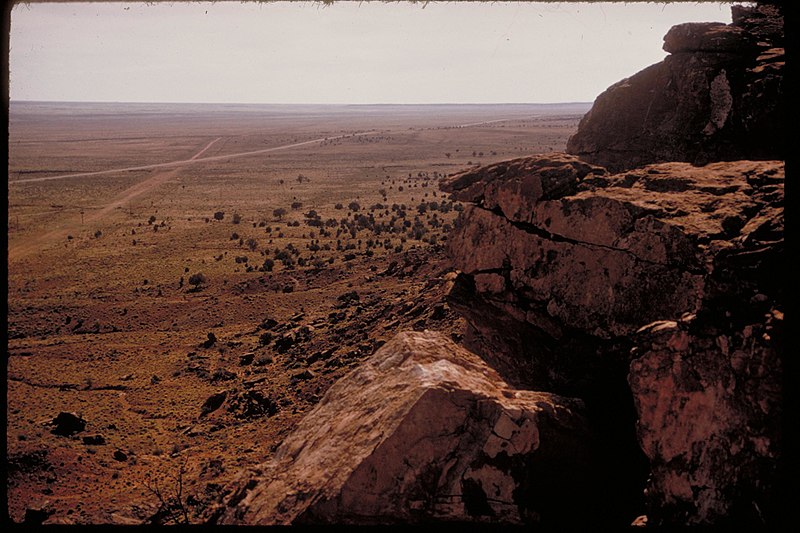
[232,213,241,224]
[188,272,207,288]
[213,211,225,221]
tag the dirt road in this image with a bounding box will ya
[11,131,377,185]
[7,132,381,260]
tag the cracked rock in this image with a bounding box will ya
[213,331,594,525]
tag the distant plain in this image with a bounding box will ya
[6,102,589,523]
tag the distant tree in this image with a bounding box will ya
[348,201,361,212]
[188,272,207,289]
[291,201,303,210]
[213,211,225,221]
[232,213,241,224]
[246,238,258,252]
[335,203,344,210]
[148,215,156,225]
[273,208,287,220]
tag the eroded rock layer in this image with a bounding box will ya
[442,152,784,525]
[213,331,595,525]
[566,4,784,171]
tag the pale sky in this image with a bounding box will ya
[9,1,738,104]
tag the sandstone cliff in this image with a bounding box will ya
[442,155,784,525]
[565,4,784,171]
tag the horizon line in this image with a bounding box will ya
[10,99,594,107]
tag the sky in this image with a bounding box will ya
[9,1,738,105]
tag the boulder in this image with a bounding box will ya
[566,6,784,171]
[50,412,86,436]
[214,331,595,525]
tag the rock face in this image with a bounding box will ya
[565,4,784,171]
[442,154,784,525]
[630,311,783,525]
[214,331,595,526]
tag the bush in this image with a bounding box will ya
[213,211,225,221]
[188,272,207,288]
[232,213,241,224]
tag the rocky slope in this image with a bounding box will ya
[565,4,784,171]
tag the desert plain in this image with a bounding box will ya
[6,101,589,523]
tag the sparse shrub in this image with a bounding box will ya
[188,272,207,289]
[273,208,287,220]
[213,211,225,221]
[94,230,102,238]
[291,201,303,210]
[348,201,361,212]
[246,238,258,252]
[148,215,156,225]
[230,232,239,240]
[232,213,241,224]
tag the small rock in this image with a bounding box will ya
[239,352,255,366]
[200,391,228,417]
[203,332,217,349]
[82,434,106,446]
[113,450,128,462]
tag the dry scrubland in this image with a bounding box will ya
[6,102,588,523]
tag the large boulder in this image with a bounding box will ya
[213,331,595,525]
[565,5,784,171]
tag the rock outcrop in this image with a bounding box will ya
[213,331,596,526]
[566,4,784,171]
[630,310,783,525]
[442,153,783,526]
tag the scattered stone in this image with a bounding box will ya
[259,318,279,331]
[82,434,106,446]
[200,391,228,417]
[113,450,128,462]
[203,332,218,349]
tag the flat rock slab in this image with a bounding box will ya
[215,331,591,525]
